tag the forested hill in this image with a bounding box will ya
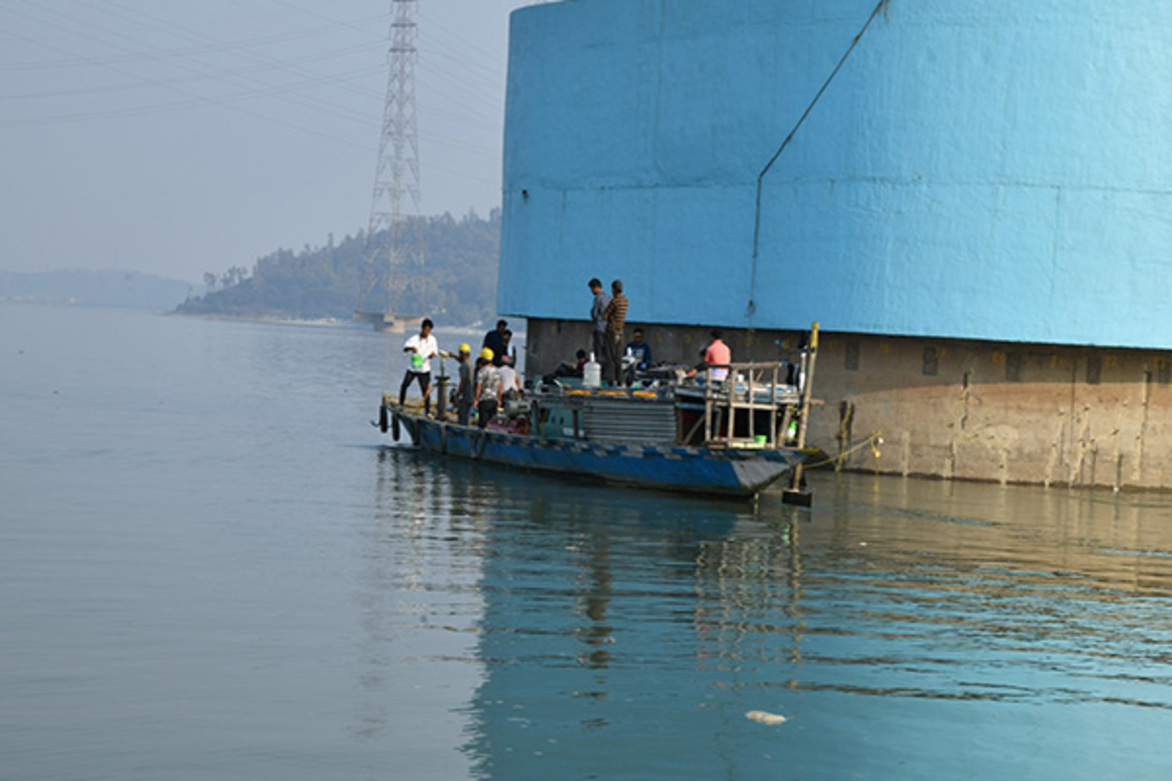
[176,209,501,325]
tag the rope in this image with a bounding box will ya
[837,401,855,472]
[803,431,883,470]
[748,0,891,319]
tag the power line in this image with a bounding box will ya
[0,1,511,189]
[0,11,386,72]
[0,4,375,149]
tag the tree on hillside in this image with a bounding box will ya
[177,209,501,325]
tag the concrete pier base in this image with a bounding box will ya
[523,318,1172,491]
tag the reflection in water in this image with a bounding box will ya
[575,533,613,672]
[352,447,490,753]
[366,447,1172,780]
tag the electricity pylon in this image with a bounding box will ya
[360,0,422,327]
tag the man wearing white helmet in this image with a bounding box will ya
[454,343,474,426]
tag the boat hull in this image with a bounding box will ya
[388,405,805,498]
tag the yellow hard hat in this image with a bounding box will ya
[459,343,471,354]
[480,347,494,360]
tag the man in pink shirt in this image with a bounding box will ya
[703,330,731,381]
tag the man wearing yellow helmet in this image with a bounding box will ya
[474,347,502,428]
[454,343,474,426]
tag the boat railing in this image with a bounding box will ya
[691,361,800,449]
[529,359,813,451]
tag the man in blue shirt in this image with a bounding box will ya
[588,278,610,367]
[624,327,653,384]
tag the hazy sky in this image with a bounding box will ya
[1,0,535,283]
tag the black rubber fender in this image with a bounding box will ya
[378,404,388,434]
[391,410,401,442]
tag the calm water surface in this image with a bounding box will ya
[3,303,1172,780]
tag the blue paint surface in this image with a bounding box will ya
[500,0,1172,348]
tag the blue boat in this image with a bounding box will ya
[379,359,816,499]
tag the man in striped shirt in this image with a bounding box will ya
[602,279,629,385]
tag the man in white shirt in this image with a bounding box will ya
[499,363,521,401]
[400,318,441,416]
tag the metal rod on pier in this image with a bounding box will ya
[783,322,820,506]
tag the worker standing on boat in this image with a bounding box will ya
[602,279,628,385]
[474,347,502,428]
[499,361,522,401]
[588,278,610,369]
[498,329,517,367]
[482,320,509,366]
[400,318,440,416]
[454,343,474,426]
[704,330,731,382]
